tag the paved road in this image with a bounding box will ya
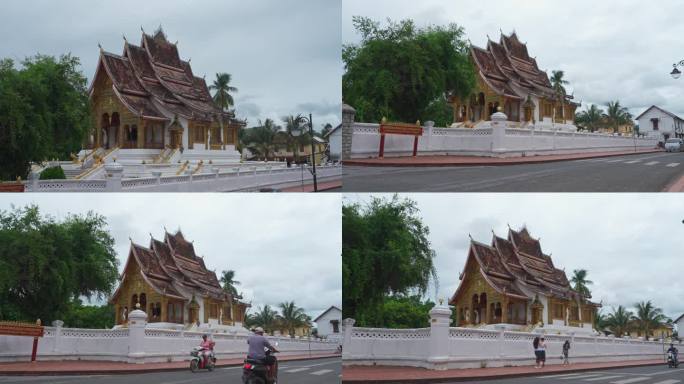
[0,357,341,384]
[447,365,684,384]
[342,152,684,192]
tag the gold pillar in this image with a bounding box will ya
[137,118,145,149]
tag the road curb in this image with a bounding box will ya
[343,149,664,168]
[341,361,664,383]
[663,172,684,192]
[0,354,340,376]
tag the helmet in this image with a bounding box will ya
[255,327,264,333]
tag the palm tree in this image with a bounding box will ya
[550,70,569,97]
[281,114,310,163]
[570,269,593,299]
[593,309,607,335]
[631,301,667,340]
[604,100,633,134]
[575,104,604,132]
[209,73,238,111]
[605,305,633,337]
[246,305,278,334]
[243,119,280,160]
[219,270,240,297]
[278,301,310,338]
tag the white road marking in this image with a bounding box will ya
[625,160,641,164]
[606,159,625,163]
[310,369,334,375]
[651,380,681,384]
[537,373,584,378]
[286,367,310,373]
[558,374,605,380]
[584,375,624,381]
[611,378,651,384]
[666,163,680,167]
[644,161,660,165]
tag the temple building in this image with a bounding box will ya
[450,32,579,130]
[110,229,249,332]
[88,28,245,155]
[450,226,600,333]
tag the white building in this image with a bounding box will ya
[635,105,684,141]
[314,306,342,339]
[674,313,683,337]
[325,124,342,162]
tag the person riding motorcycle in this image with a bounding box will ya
[199,334,215,366]
[667,343,679,365]
[247,327,279,378]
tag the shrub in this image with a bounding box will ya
[39,166,66,180]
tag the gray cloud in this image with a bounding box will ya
[344,193,684,320]
[343,0,684,119]
[0,194,341,320]
[0,0,342,127]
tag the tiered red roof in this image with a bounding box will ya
[471,32,574,102]
[112,230,231,303]
[90,28,240,124]
[451,226,594,304]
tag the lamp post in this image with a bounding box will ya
[290,113,318,192]
[670,60,684,79]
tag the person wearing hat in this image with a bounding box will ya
[248,327,279,379]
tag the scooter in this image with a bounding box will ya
[667,351,679,368]
[190,346,216,372]
[242,344,279,384]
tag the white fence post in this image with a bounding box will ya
[342,318,355,359]
[427,304,452,369]
[104,162,123,192]
[490,111,508,154]
[52,320,63,353]
[127,306,147,363]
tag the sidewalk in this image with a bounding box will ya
[341,359,663,383]
[281,180,342,192]
[664,173,684,192]
[0,353,339,376]
[344,148,662,167]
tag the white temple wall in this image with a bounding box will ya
[540,295,549,325]
[343,306,675,371]
[0,324,338,363]
[349,120,657,159]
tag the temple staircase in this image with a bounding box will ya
[153,148,179,164]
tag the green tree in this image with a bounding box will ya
[0,205,118,323]
[575,104,604,132]
[342,195,437,326]
[281,114,311,163]
[246,305,278,334]
[570,269,593,299]
[242,119,280,160]
[631,301,667,340]
[278,301,310,338]
[62,299,115,329]
[593,309,607,334]
[364,295,435,328]
[0,55,90,180]
[605,305,633,337]
[219,270,240,297]
[343,17,476,124]
[604,100,633,133]
[209,73,238,111]
[550,70,569,97]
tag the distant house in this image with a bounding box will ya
[325,124,342,162]
[674,313,684,337]
[314,306,342,339]
[635,105,684,141]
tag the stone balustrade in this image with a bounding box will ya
[0,314,338,363]
[342,305,677,370]
[24,163,342,192]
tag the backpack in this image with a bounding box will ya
[533,337,540,349]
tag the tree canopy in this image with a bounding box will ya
[342,17,476,126]
[0,55,90,180]
[342,195,437,326]
[0,205,119,323]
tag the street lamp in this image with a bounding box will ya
[671,60,684,79]
[290,113,318,192]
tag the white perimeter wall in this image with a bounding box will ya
[349,123,657,159]
[0,326,338,363]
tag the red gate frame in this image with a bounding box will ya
[0,320,44,362]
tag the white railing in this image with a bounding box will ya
[24,163,342,193]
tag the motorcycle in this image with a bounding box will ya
[190,346,216,372]
[667,351,679,368]
[242,343,279,384]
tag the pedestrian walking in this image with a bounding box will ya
[533,336,542,368]
[562,340,570,365]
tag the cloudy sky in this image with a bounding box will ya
[343,0,684,120]
[0,194,341,322]
[0,0,342,128]
[344,193,684,319]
